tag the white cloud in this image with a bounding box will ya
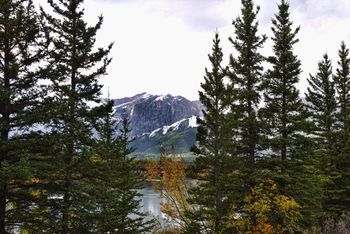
[36,0,350,100]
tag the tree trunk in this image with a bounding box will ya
[0,185,6,233]
[248,100,255,167]
[61,190,69,234]
[0,30,11,234]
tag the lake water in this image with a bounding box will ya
[139,185,162,220]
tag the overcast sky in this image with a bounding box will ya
[36,0,350,101]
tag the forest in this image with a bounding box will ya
[0,0,349,233]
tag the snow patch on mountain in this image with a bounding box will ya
[148,115,198,138]
[154,94,169,102]
[114,93,151,109]
[188,116,198,128]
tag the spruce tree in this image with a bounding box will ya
[261,0,303,163]
[260,0,322,226]
[334,42,350,147]
[305,54,336,151]
[305,54,337,217]
[185,33,239,233]
[0,0,45,232]
[91,104,153,233]
[328,42,350,216]
[228,0,266,170]
[26,0,113,232]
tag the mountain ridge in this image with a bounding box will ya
[113,93,202,154]
[113,92,202,137]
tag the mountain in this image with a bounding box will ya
[113,93,202,136]
[131,116,198,154]
[113,93,202,154]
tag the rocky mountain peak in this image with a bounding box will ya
[113,93,202,136]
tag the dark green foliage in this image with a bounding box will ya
[325,42,350,217]
[261,0,304,161]
[306,54,337,150]
[91,106,153,233]
[328,141,350,217]
[260,0,322,227]
[227,0,267,211]
[305,54,338,218]
[334,42,350,146]
[304,54,338,219]
[23,0,113,232]
[1,0,350,231]
[0,0,45,232]
[185,33,239,233]
[228,0,266,168]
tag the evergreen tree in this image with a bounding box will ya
[327,42,350,216]
[91,104,153,233]
[260,0,322,226]
[262,0,303,163]
[305,54,336,151]
[334,42,350,147]
[0,0,45,232]
[185,33,239,233]
[25,0,113,232]
[228,0,266,170]
[305,54,338,217]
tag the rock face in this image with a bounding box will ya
[114,93,202,137]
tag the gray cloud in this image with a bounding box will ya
[289,0,350,20]
[93,0,350,100]
[255,0,350,30]
[102,0,350,26]
[168,1,230,31]
[150,0,232,31]
[100,0,233,31]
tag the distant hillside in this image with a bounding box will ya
[130,116,198,154]
[113,93,202,154]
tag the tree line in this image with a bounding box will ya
[0,0,153,233]
[184,0,350,233]
[1,0,350,233]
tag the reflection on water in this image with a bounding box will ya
[139,184,162,220]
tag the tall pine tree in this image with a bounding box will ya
[185,33,239,233]
[305,54,336,151]
[26,0,113,232]
[334,42,350,147]
[328,42,350,216]
[305,54,337,218]
[260,0,322,227]
[228,0,266,170]
[91,102,153,233]
[0,0,45,232]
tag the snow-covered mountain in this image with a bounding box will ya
[113,93,202,137]
[113,93,202,154]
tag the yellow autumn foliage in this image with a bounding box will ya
[145,155,193,230]
[90,154,104,163]
[232,179,302,234]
